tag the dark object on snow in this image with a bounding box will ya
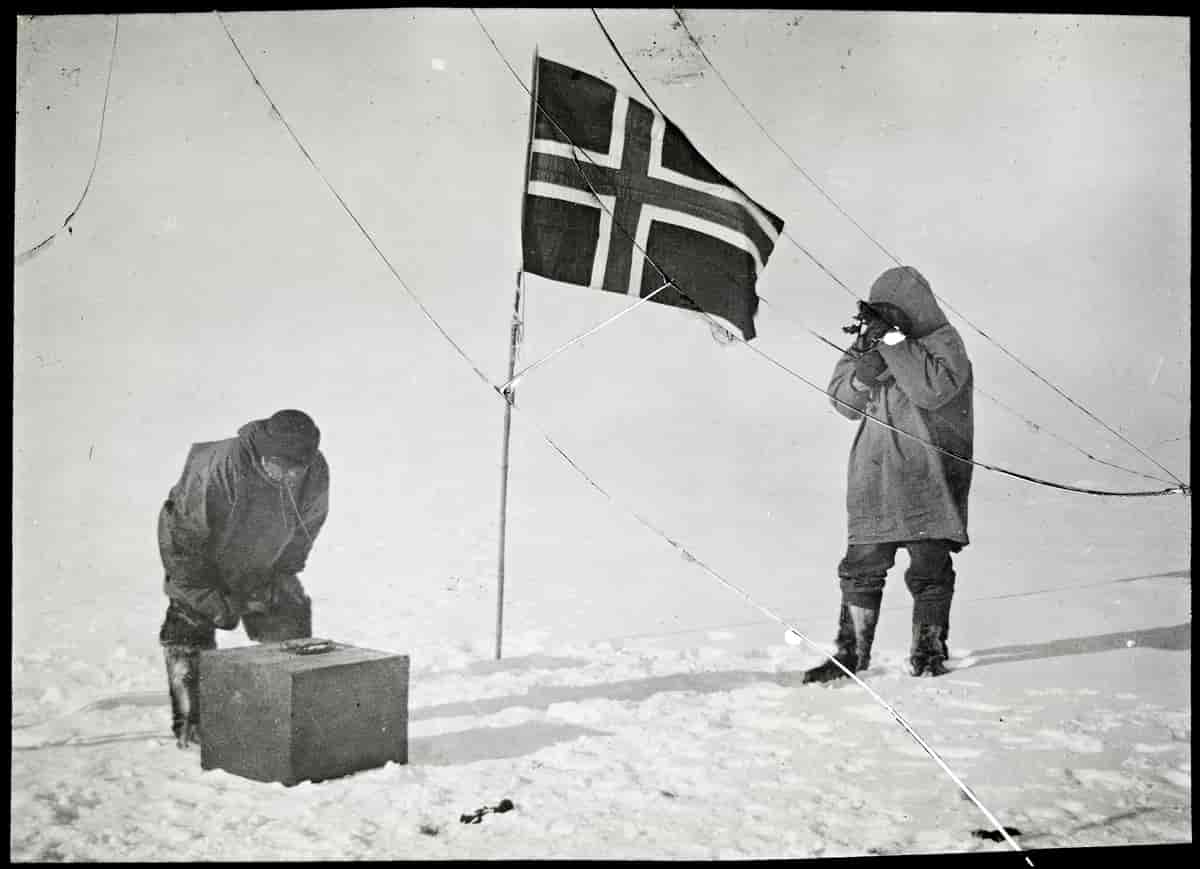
[460,798,516,824]
[198,639,409,786]
[909,623,950,677]
[972,826,1022,842]
[802,603,879,684]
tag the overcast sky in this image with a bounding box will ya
[13,10,1190,648]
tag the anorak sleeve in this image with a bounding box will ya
[828,352,873,421]
[877,328,971,411]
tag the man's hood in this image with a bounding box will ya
[236,419,273,465]
[236,412,321,467]
[867,266,947,339]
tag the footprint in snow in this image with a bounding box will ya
[1069,768,1138,790]
[1133,743,1177,754]
[1034,729,1104,754]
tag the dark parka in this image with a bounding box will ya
[828,267,973,547]
[157,419,330,628]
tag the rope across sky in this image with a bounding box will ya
[14,16,120,267]
[659,8,1186,490]
[477,10,1185,499]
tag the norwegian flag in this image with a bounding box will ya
[521,57,784,341]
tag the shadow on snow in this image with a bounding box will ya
[411,667,810,723]
[964,622,1190,669]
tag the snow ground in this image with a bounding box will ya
[10,568,1190,861]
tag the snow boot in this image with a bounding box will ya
[849,604,880,671]
[802,603,879,684]
[908,624,950,677]
[164,645,202,748]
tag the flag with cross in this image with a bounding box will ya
[521,56,784,341]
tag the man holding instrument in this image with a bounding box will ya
[805,266,974,683]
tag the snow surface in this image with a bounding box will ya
[10,562,1190,861]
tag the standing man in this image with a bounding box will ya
[804,266,973,683]
[157,409,330,747]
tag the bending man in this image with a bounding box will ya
[157,409,330,746]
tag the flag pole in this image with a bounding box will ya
[494,275,521,661]
[495,46,539,660]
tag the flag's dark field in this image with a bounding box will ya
[522,57,783,341]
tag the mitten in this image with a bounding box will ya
[853,349,889,387]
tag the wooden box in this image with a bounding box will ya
[198,640,408,785]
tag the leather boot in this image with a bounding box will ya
[848,604,880,672]
[803,603,879,683]
[164,645,202,748]
[908,624,950,677]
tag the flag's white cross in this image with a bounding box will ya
[526,181,615,290]
[529,94,778,298]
